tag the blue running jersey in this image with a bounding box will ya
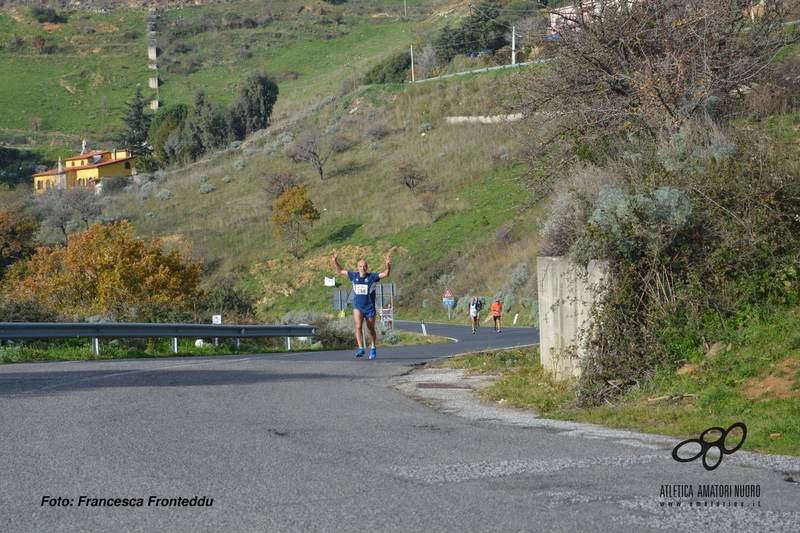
[348,271,381,318]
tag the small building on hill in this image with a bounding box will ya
[33,143,136,195]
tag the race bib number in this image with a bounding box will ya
[354,284,368,295]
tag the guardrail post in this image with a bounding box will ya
[235,338,241,351]
[286,336,291,350]
[420,319,427,336]
[172,338,178,354]
[92,338,100,355]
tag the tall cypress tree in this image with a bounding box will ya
[114,86,152,153]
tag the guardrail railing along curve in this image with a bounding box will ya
[0,322,317,355]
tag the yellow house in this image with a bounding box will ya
[33,148,136,195]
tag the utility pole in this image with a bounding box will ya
[410,45,415,82]
[404,0,407,18]
[511,26,516,66]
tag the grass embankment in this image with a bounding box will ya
[439,309,800,456]
[0,1,435,141]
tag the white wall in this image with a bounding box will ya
[537,257,607,381]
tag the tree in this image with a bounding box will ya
[30,189,72,243]
[64,187,103,230]
[0,146,47,188]
[229,71,279,137]
[284,128,349,181]
[418,189,438,221]
[148,104,189,167]
[114,86,153,152]
[30,35,46,54]
[28,188,100,243]
[182,90,234,159]
[507,14,548,50]
[6,221,203,321]
[0,205,39,278]
[393,159,425,198]
[30,7,66,23]
[415,42,440,79]
[263,169,302,204]
[271,185,320,260]
[509,0,798,176]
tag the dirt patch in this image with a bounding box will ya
[59,79,77,94]
[744,358,799,400]
[42,23,62,31]
[95,23,120,33]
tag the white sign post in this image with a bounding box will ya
[442,288,455,320]
[212,315,221,346]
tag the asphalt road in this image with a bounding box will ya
[1,322,798,533]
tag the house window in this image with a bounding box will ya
[125,162,131,169]
[37,181,43,190]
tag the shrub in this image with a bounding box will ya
[0,299,60,322]
[198,280,257,323]
[362,51,411,84]
[101,175,131,195]
[156,189,172,200]
[199,184,216,194]
[364,119,391,140]
[30,7,66,24]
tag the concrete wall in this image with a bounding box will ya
[537,257,607,381]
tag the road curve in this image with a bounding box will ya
[2,322,799,533]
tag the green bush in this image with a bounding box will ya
[100,175,131,194]
[30,7,66,24]
[362,51,411,84]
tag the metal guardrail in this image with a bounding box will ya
[0,322,317,355]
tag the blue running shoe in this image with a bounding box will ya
[356,348,365,357]
[369,347,377,359]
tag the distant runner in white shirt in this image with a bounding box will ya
[332,250,391,359]
[469,297,479,334]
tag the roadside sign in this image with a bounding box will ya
[333,290,349,310]
[442,288,455,319]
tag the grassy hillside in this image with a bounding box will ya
[0,1,460,142]
[105,73,541,323]
[0,0,541,323]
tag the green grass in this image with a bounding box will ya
[0,2,443,144]
[439,310,800,456]
[94,65,538,323]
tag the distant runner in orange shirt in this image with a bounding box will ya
[491,299,503,332]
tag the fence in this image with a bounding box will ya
[0,322,317,355]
